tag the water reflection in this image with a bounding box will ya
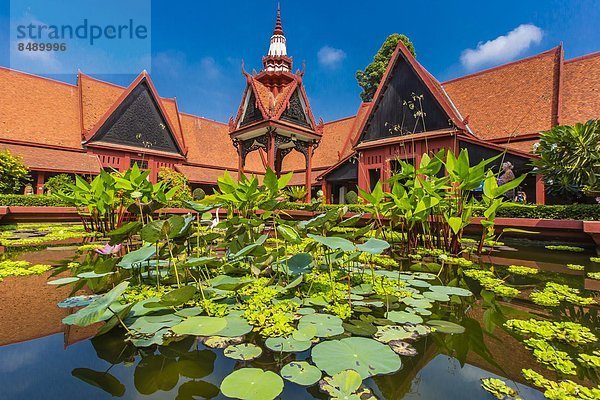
[0,237,597,399]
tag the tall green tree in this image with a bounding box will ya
[356,33,416,102]
[0,149,30,194]
[533,120,600,199]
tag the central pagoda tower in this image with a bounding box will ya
[229,6,322,200]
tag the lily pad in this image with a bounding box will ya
[128,314,183,334]
[292,325,318,341]
[318,369,366,399]
[423,291,450,302]
[389,340,418,356]
[298,313,344,338]
[373,325,417,343]
[224,343,262,361]
[311,337,401,378]
[217,316,253,337]
[429,285,473,297]
[57,295,99,308]
[220,368,283,400]
[201,336,244,349]
[280,361,322,386]
[171,316,227,336]
[402,297,433,309]
[265,336,312,353]
[385,311,423,324]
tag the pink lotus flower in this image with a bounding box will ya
[95,243,122,255]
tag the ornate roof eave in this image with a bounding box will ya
[229,119,322,141]
[84,141,187,160]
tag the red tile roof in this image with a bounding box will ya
[0,67,81,149]
[0,142,102,174]
[560,51,600,125]
[443,47,561,141]
[175,164,232,184]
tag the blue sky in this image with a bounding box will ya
[0,0,598,123]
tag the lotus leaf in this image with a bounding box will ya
[373,325,418,343]
[307,234,356,252]
[356,238,390,254]
[220,368,284,400]
[428,285,473,297]
[298,313,344,338]
[224,343,262,360]
[389,340,418,356]
[386,311,423,324]
[423,291,450,302]
[318,369,375,400]
[426,319,466,334]
[280,361,322,386]
[171,316,228,336]
[311,337,401,378]
[48,276,80,285]
[57,294,99,308]
[63,281,129,327]
[265,336,312,352]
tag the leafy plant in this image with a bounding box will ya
[534,120,600,198]
[43,174,74,195]
[0,149,30,194]
[344,190,359,204]
[286,185,308,202]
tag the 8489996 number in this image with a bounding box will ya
[17,42,66,51]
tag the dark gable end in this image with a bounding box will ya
[240,88,264,126]
[358,48,456,143]
[87,80,182,154]
[280,88,311,128]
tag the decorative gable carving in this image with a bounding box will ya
[358,51,456,143]
[280,89,310,128]
[88,81,181,154]
[240,90,264,126]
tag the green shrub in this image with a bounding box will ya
[0,194,67,207]
[158,167,191,202]
[344,190,359,204]
[0,149,30,194]
[494,204,600,221]
[44,174,74,195]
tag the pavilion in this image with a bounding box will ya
[0,8,598,204]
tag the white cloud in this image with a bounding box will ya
[317,46,346,69]
[460,24,543,70]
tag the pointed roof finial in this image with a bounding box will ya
[273,3,284,36]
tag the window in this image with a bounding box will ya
[130,159,148,169]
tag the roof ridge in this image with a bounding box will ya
[323,114,357,125]
[0,65,76,88]
[564,50,600,64]
[443,46,561,85]
[179,111,228,125]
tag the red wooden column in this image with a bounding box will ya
[535,174,546,205]
[305,143,313,202]
[236,141,244,180]
[35,172,45,195]
[321,181,330,204]
[267,130,276,171]
[357,152,369,193]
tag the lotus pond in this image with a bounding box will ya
[0,166,599,400]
